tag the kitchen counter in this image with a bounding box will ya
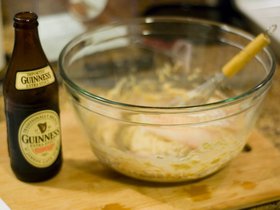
[250,58,280,210]
[256,65,280,146]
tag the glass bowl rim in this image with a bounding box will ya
[58,16,276,112]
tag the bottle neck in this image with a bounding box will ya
[14,27,41,46]
[11,26,48,69]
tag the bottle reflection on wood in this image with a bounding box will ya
[3,11,62,182]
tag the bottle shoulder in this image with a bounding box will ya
[4,81,59,102]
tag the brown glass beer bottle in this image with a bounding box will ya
[3,11,62,182]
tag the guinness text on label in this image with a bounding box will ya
[21,128,60,144]
[16,66,55,90]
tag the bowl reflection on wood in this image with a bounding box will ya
[59,17,275,182]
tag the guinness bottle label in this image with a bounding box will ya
[15,66,55,90]
[18,110,61,168]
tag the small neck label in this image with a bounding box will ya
[15,66,55,90]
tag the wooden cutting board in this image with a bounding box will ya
[0,102,280,210]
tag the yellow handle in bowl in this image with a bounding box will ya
[222,33,270,78]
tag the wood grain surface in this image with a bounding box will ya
[0,102,280,210]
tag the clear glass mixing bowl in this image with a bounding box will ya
[59,17,275,182]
